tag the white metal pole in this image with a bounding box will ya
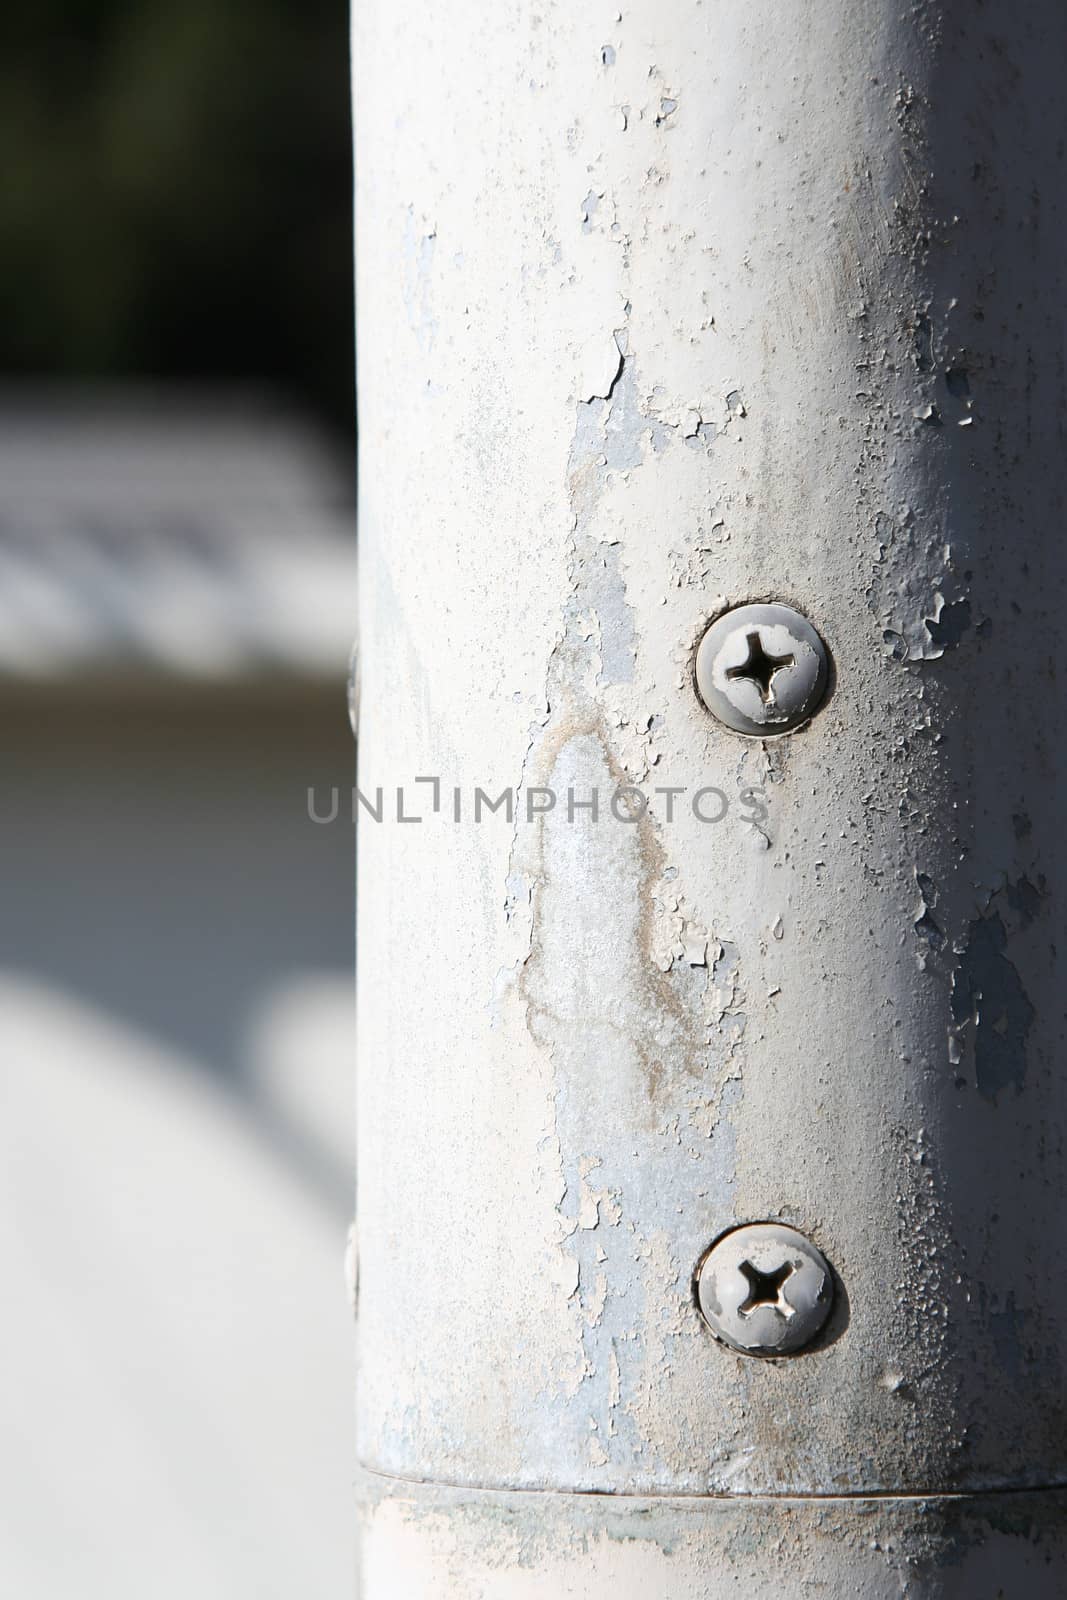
[353,1,1067,1591]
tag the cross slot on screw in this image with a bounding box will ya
[724,631,796,706]
[738,1257,794,1317]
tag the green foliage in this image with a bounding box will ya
[0,0,352,423]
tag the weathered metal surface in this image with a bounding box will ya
[354,0,1067,1585]
[358,1476,1067,1597]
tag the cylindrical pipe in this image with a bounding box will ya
[353,0,1067,1589]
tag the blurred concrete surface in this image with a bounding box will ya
[0,389,357,1597]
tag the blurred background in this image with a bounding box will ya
[0,4,357,1596]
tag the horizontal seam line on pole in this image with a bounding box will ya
[357,1463,1067,1504]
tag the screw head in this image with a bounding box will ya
[695,603,829,736]
[696,1222,834,1357]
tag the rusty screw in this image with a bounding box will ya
[695,602,829,736]
[696,1222,834,1357]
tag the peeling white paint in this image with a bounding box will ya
[355,0,1067,1587]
